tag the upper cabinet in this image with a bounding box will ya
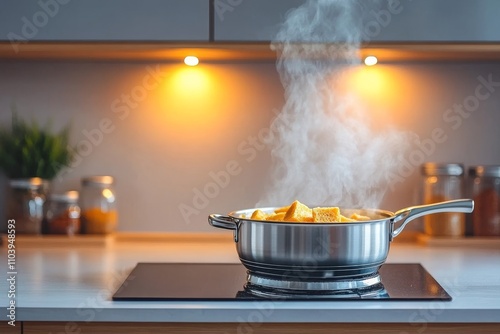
[0,0,209,42]
[1,0,500,62]
[214,0,304,42]
[214,0,500,43]
[369,0,500,42]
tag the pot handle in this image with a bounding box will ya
[390,199,474,240]
[208,214,241,242]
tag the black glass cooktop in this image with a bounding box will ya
[112,263,451,301]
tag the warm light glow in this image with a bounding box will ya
[344,66,389,101]
[168,67,210,96]
[336,65,398,125]
[184,56,199,66]
[158,66,215,133]
[364,56,378,66]
[150,64,273,148]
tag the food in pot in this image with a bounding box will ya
[248,200,370,223]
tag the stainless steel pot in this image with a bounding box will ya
[208,199,474,279]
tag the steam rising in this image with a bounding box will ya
[258,0,408,208]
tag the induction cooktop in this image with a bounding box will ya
[112,263,451,301]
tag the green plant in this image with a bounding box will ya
[0,110,74,180]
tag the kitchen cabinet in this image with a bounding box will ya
[368,0,500,42]
[1,0,500,61]
[0,0,209,42]
[3,0,500,44]
[214,0,304,42]
[214,0,500,42]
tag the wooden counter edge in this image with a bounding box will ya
[21,321,500,334]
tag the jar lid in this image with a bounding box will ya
[82,176,114,187]
[421,163,464,176]
[9,177,49,189]
[468,165,500,178]
[50,190,79,204]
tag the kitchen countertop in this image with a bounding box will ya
[1,234,500,324]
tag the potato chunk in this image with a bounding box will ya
[312,207,341,223]
[284,200,313,222]
[251,209,268,220]
[350,213,371,221]
[266,212,286,221]
[274,205,291,213]
[339,214,356,222]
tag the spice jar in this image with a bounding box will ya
[469,166,500,236]
[46,191,81,235]
[421,163,465,237]
[7,178,49,234]
[80,176,117,234]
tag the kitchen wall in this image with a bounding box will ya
[1,60,500,232]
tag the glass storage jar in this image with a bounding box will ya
[46,191,81,235]
[80,176,117,234]
[7,178,49,234]
[469,166,500,236]
[421,163,465,237]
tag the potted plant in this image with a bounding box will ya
[0,111,74,234]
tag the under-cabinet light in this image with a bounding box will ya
[184,56,199,66]
[364,56,378,66]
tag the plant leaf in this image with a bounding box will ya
[0,108,75,179]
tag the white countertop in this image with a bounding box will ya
[1,235,500,323]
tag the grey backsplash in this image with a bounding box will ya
[0,61,499,232]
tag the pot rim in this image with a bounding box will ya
[227,206,395,226]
